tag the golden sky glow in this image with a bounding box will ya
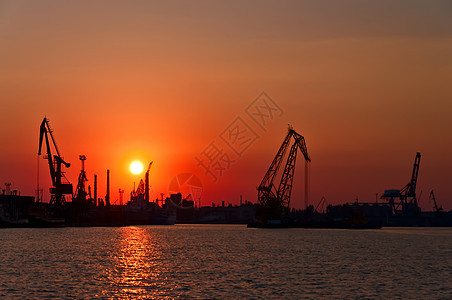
[0,1,451,209]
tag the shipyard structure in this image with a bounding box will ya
[33,117,174,227]
[8,117,252,227]
[249,127,452,228]
[2,119,451,228]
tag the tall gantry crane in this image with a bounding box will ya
[38,117,73,206]
[381,152,421,215]
[257,126,311,219]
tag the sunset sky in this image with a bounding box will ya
[1,1,451,210]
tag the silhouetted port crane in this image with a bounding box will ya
[381,152,421,215]
[38,117,73,206]
[429,190,443,213]
[74,155,88,203]
[130,162,153,204]
[257,126,310,219]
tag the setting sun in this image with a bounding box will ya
[130,161,144,175]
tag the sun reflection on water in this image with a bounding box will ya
[102,226,171,299]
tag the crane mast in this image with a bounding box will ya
[38,117,73,206]
[74,155,88,204]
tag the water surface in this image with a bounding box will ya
[1,225,451,299]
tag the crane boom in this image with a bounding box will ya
[257,126,310,219]
[277,142,298,208]
[258,133,292,191]
[381,152,421,215]
[257,132,292,208]
[39,119,55,183]
[408,152,421,197]
[292,130,310,162]
[145,161,153,202]
[399,152,421,204]
[429,190,443,212]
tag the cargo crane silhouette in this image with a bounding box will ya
[257,126,310,222]
[381,152,421,215]
[38,117,73,206]
[429,190,443,213]
[130,162,153,205]
[74,155,88,204]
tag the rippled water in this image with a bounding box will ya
[1,225,451,299]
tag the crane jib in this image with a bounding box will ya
[257,127,311,214]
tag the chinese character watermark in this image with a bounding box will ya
[167,172,203,208]
[245,91,284,130]
[220,116,259,157]
[195,91,284,183]
[195,141,236,182]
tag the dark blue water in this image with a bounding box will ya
[1,225,451,299]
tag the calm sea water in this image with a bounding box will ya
[1,225,451,299]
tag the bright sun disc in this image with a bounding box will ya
[130,161,143,174]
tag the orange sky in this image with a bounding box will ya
[1,1,451,210]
